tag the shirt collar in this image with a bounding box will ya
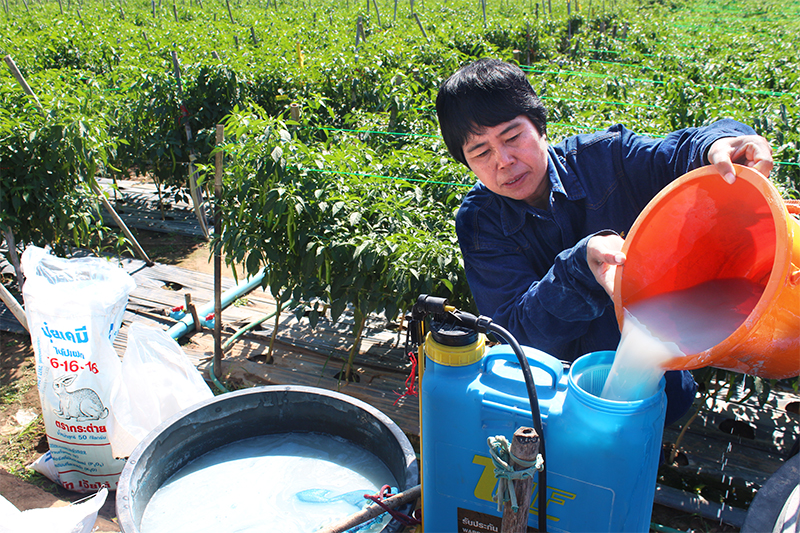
[492,148,587,236]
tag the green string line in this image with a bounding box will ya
[540,95,665,110]
[522,66,795,97]
[301,167,474,188]
[305,125,799,166]
[314,126,439,138]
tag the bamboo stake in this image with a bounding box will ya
[501,427,540,532]
[316,485,421,533]
[2,55,152,266]
[3,56,43,112]
[0,282,28,333]
[224,0,234,23]
[371,0,381,26]
[413,12,428,41]
[171,51,210,240]
[213,124,223,380]
[1,230,22,292]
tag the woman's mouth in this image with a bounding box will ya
[504,173,525,187]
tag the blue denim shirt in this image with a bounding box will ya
[455,119,756,424]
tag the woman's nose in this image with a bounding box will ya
[496,147,515,168]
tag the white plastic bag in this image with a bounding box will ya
[21,246,135,493]
[107,322,214,458]
[0,488,107,533]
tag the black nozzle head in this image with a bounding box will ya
[430,317,479,347]
[412,294,450,319]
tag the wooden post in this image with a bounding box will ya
[57,0,63,15]
[371,0,381,26]
[3,55,152,266]
[224,0,234,23]
[1,229,22,292]
[3,56,43,112]
[171,51,210,240]
[0,282,28,333]
[500,427,540,532]
[250,26,258,46]
[316,485,422,533]
[393,0,397,22]
[481,0,486,25]
[213,124,223,380]
[142,30,151,51]
[413,12,428,41]
[526,21,531,64]
[172,2,178,22]
[185,293,202,332]
[151,0,155,17]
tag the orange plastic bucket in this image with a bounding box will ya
[613,164,800,379]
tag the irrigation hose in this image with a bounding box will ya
[210,298,299,394]
[221,298,297,351]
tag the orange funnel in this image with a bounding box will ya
[613,164,800,379]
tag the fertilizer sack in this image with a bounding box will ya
[22,246,135,493]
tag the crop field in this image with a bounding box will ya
[1,0,799,326]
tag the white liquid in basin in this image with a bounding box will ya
[140,432,398,533]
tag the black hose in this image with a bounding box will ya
[447,308,547,532]
[488,321,548,533]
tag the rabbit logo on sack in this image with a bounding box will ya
[51,374,109,434]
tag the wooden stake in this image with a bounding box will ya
[501,427,540,532]
[413,12,428,41]
[371,0,381,26]
[0,282,28,333]
[224,0,234,23]
[316,485,421,533]
[250,26,258,46]
[185,293,202,332]
[213,124,223,380]
[171,51,210,240]
[172,2,178,22]
[3,56,43,112]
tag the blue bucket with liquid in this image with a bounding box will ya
[420,338,666,533]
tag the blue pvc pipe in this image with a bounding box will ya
[167,270,266,340]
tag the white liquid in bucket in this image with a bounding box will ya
[140,432,398,533]
[602,278,763,401]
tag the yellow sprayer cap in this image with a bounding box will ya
[424,331,486,367]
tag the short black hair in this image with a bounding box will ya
[436,58,548,167]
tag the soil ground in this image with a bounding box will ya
[0,230,741,532]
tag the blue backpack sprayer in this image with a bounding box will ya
[409,295,667,533]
